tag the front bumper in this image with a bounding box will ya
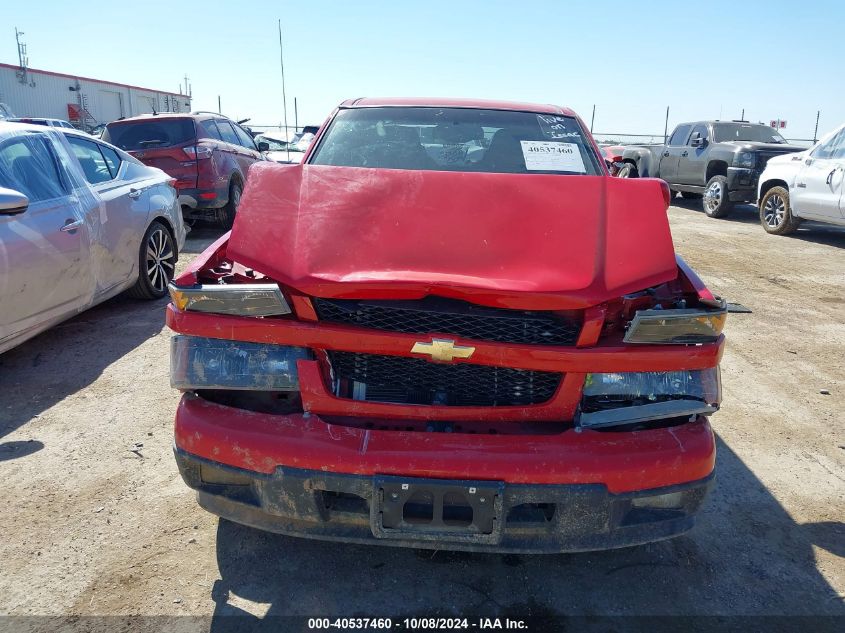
[727,167,762,202]
[176,447,713,553]
[174,394,716,552]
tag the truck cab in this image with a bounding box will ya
[621,121,804,218]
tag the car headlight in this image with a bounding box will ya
[734,152,756,168]
[170,335,311,390]
[168,283,291,316]
[577,368,721,429]
[624,300,726,344]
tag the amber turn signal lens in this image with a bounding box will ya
[167,283,291,317]
[624,300,726,345]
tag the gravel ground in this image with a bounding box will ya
[1,201,843,629]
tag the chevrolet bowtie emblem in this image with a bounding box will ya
[411,338,476,362]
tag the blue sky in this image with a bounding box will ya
[4,0,844,139]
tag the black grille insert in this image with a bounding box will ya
[313,297,581,346]
[327,351,562,407]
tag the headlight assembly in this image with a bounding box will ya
[577,368,721,430]
[624,300,727,344]
[170,335,311,391]
[734,152,756,169]
[168,282,291,316]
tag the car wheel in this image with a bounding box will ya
[127,220,176,300]
[681,191,702,199]
[616,163,638,178]
[759,186,800,235]
[217,180,242,230]
[702,175,733,218]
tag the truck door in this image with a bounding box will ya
[676,124,710,186]
[792,128,845,220]
[659,124,692,184]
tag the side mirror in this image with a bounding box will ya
[0,187,29,215]
[257,141,270,152]
[690,136,707,148]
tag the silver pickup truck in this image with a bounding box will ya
[618,121,804,218]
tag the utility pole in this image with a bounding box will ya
[741,108,745,121]
[294,97,299,132]
[663,106,670,144]
[813,110,820,143]
[590,104,595,133]
[218,96,221,114]
[278,19,290,160]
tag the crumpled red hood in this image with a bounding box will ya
[227,163,677,310]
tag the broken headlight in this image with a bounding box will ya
[170,335,311,391]
[624,300,726,345]
[168,282,291,317]
[577,368,721,429]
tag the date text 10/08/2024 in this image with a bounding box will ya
[307,617,529,630]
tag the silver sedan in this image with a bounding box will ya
[0,122,187,353]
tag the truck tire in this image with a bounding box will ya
[617,163,638,178]
[126,220,176,300]
[759,186,801,235]
[702,175,733,218]
[681,191,702,199]
[216,180,243,230]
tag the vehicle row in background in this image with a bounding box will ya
[618,121,804,217]
[758,122,845,235]
[8,117,78,130]
[103,112,265,228]
[598,144,625,175]
[0,122,186,353]
[254,131,307,164]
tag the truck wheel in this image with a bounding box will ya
[126,220,176,300]
[702,175,733,218]
[216,180,242,230]
[617,163,638,178]
[681,191,702,199]
[759,186,801,235]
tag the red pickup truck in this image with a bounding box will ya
[166,98,726,553]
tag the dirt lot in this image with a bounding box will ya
[1,201,843,629]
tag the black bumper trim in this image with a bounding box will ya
[727,167,761,202]
[174,447,714,553]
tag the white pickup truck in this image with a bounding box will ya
[758,123,845,235]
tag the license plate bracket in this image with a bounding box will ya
[371,475,504,544]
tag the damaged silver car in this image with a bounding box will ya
[0,122,186,353]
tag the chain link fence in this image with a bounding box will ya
[592,132,816,148]
[245,125,818,149]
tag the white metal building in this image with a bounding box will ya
[0,62,191,129]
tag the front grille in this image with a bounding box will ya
[313,297,581,346]
[327,351,562,407]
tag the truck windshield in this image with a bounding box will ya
[712,123,786,144]
[309,107,602,175]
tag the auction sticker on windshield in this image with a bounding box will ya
[520,141,586,172]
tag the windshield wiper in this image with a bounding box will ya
[138,139,166,146]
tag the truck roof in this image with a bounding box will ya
[339,97,576,116]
